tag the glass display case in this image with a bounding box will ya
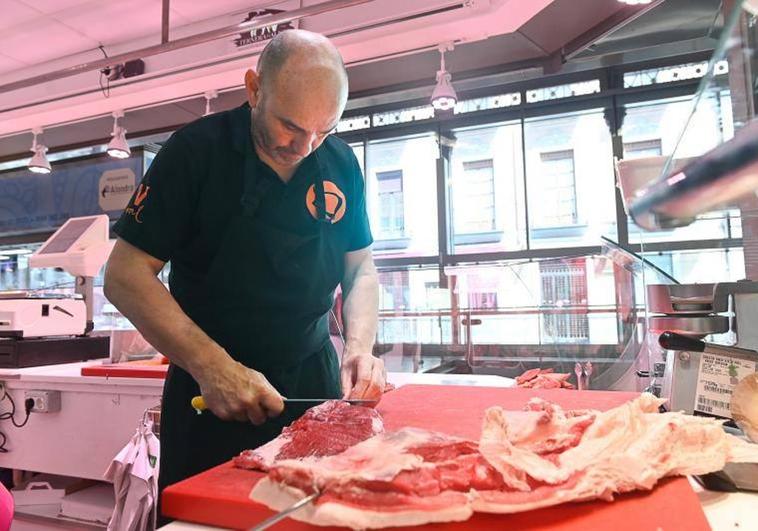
[371,241,679,393]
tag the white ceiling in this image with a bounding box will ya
[0,0,722,160]
[0,0,279,74]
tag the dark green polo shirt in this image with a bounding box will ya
[114,102,372,359]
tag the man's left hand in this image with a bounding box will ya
[341,352,386,406]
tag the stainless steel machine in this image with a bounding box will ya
[647,282,758,491]
[648,282,758,418]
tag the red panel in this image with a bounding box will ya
[81,362,168,379]
[162,385,711,531]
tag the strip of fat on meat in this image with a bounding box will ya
[250,393,758,529]
[474,393,758,513]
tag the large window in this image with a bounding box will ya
[335,59,747,378]
[456,160,496,234]
[622,93,738,243]
[533,150,578,228]
[524,109,617,248]
[366,134,439,257]
[449,121,525,254]
[376,170,405,239]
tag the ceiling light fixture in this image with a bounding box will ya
[431,42,457,111]
[28,127,51,174]
[107,110,130,159]
[617,0,653,4]
[203,90,218,117]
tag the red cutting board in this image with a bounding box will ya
[162,385,711,530]
[81,360,169,378]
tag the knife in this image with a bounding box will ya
[248,491,321,531]
[190,395,373,413]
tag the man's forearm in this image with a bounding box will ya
[104,268,230,381]
[341,264,379,357]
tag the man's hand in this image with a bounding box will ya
[196,359,285,425]
[341,352,385,405]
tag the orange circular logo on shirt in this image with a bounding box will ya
[306,181,346,223]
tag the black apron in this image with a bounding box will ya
[158,122,344,507]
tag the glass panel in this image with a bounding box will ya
[366,133,439,257]
[640,248,745,284]
[524,108,617,248]
[376,267,459,373]
[449,121,526,254]
[374,252,646,392]
[622,92,737,243]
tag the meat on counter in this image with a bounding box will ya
[249,394,758,529]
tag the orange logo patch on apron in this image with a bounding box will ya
[306,181,346,223]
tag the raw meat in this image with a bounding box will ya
[516,368,575,389]
[234,400,384,471]
[250,393,758,529]
[251,429,483,528]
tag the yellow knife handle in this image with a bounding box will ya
[190,396,207,414]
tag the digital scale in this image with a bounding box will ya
[0,215,112,367]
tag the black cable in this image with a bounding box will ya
[0,390,34,452]
[98,45,111,98]
[0,390,32,428]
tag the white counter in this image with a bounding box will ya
[1,362,753,531]
[0,360,163,480]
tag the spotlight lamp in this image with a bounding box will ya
[28,127,51,174]
[431,43,457,111]
[107,110,130,159]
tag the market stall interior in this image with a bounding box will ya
[1,0,758,529]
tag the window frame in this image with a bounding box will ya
[336,52,742,272]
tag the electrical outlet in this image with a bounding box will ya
[24,390,61,413]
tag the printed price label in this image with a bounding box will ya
[694,353,756,418]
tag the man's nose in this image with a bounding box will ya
[291,133,316,157]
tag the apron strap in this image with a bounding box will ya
[312,151,332,224]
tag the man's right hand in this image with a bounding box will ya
[196,359,285,425]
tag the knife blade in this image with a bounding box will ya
[190,395,373,413]
[248,491,321,531]
[283,398,375,404]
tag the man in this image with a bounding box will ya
[104,29,385,498]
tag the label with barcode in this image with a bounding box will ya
[693,352,757,418]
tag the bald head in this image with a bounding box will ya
[257,30,348,95]
[245,30,349,170]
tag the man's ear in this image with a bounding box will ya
[244,69,261,108]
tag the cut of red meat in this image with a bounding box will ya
[516,368,575,389]
[234,400,383,470]
[515,368,541,385]
[250,393,758,529]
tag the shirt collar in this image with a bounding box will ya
[230,101,253,155]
